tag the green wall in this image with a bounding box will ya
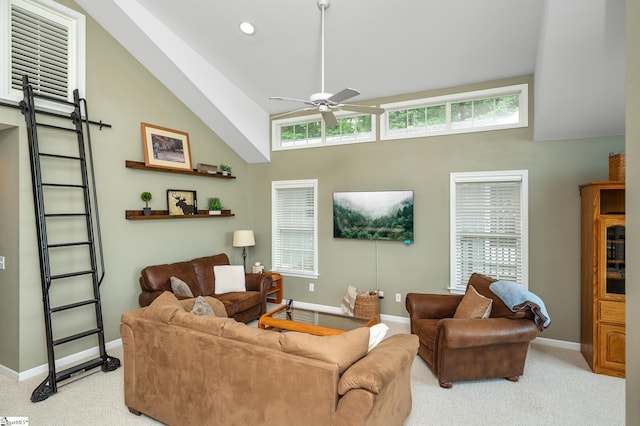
[0,0,254,372]
[0,0,630,378]
[249,75,624,345]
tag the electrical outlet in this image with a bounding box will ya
[308,283,315,292]
[378,290,384,299]
[395,293,401,303]
[0,256,4,270]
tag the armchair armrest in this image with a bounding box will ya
[437,317,539,349]
[405,293,463,320]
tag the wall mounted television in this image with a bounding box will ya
[333,190,414,242]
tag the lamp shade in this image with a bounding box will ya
[233,230,255,247]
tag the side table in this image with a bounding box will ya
[264,272,283,304]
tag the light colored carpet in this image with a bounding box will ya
[0,320,625,425]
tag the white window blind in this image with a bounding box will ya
[272,179,318,278]
[1,0,85,106]
[450,171,528,293]
[11,3,69,99]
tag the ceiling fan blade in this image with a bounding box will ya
[271,107,318,120]
[341,104,385,115]
[269,96,316,107]
[321,110,338,127]
[328,88,360,104]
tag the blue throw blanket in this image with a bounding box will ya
[489,280,551,331]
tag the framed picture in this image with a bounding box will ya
[167,189,197,215]
[141,122,193,171]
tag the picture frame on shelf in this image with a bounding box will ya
[141,122,192,171]
[167,189,197,215]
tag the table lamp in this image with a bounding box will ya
[233,230,255,272]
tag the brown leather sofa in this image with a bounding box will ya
[405,273,540,388]
[121,292,419,426]
[138,253,271,322]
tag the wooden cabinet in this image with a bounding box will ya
[580,182,625,378]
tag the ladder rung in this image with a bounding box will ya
[40,153,83,161]
[35,122,78,133]
[42,183,86,189]
[51,299,98,313]
[53,328,101,346]
[45,213,88,218]
[51,270,94,280]
[48,241,91,249]
[55,358,106,383]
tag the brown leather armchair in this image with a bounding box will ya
[405,273,540,388]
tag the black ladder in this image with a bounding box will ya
[21,75,120,403]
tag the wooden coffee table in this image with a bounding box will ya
[258,304,378,336]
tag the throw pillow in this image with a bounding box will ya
[213,265,246,294]
[367,322,390,352]
[191,296,215,316]
[280,327,370,374]
[143,291,185,324]
[170,276,194,298]
[453,285,493,319]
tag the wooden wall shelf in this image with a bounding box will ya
[125,160,236,179]
[125,210,234,220]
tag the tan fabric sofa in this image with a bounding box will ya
[121,292,419,426]
[138,253,271,322]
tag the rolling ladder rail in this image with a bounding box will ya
[21,75,120,402]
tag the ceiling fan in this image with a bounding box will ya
[269,0,384,127]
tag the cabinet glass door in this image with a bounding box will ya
[604,222,625,296]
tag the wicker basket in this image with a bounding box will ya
[354,291,380,322]
[608,152,625,181]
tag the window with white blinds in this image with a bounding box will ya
[1,0,85,106]
[272,179,318,278]
[449,170,528,293]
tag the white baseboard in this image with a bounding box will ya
[0,339,123,382]
[532,336,581,351]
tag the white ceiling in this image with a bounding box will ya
[73,0,625,163]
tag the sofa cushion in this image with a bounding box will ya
[214,265,246,294]
[172,310,235,336]
[221,320,282,350]
[170,276,194,298]
[143,291,185,323]
[453,285,492,319]
[280,327,370,374]
[190,253,230,296]
[214,291,261,316]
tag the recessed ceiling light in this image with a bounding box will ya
[239,21,255,36]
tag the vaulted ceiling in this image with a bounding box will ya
[73,0,625,163]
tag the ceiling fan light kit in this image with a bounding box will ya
[270,0,384,126]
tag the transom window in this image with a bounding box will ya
[272,112,375,151]
[382,84,528,140]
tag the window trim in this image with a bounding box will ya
[272,110,376,152]
[381,84,528,141]
[449,170,529,294]
[271,179,319,279]
[0,0,85,110]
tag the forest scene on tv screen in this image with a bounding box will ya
[333,191,414,241]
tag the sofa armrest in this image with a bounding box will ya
[337,334,418,395]
[437,317,539,349]
[405,293,462,320]
[245,273,272,314]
